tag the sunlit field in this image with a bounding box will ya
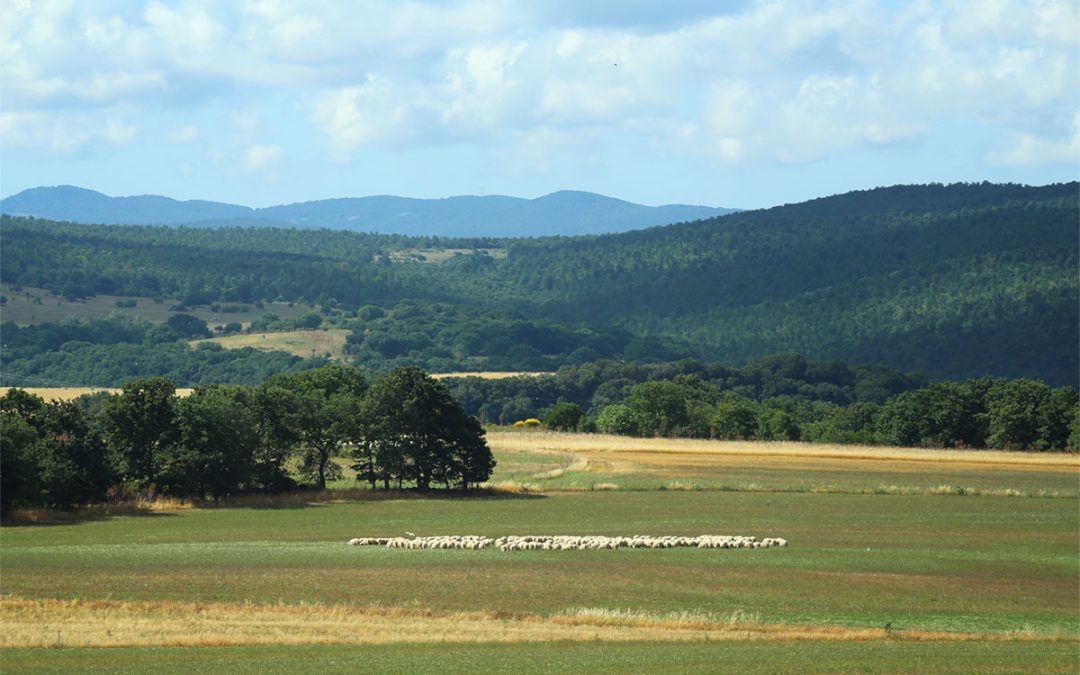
[484,430,1080,498]
[2,433,1077,672]
[5,387,195,401]
[189,329,351,362]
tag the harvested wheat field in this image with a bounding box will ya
[5,387,195,401]
[484,431,1080,498]
[431,371,553,380]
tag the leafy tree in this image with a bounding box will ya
[985,379,1049,450]
[711,396,759,440]
[1038,387,1080,451]
[545,402,584,431]
[249,382,304,491]
[163,386,260,497]
[99,377,179,486]
[808,402,880,444]
[166,313,211,338]
[0,411,40,514]
[358,366,492,490]
[757,407,800,441]
[34,401,113,508]
[625,381,690,437]
[268,365,366,489]
[446,413,495,490]
[595,404,639,436]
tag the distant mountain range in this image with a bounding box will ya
[0,185,737,237]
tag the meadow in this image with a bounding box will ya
[2,433,1077,672]
[189,329,351,362]
[0,284,314,328]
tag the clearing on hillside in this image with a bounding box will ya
[0,283,317,328]
[188,330,350,361]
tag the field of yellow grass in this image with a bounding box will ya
[189,329,350,361]
[7,387,195,401]
[4,598,1060,650]
[431,372,552,380]
[484,431,1079,497]
[488,431,1079,468]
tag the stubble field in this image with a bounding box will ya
[2,432,1077,673]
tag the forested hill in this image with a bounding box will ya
[1,182,1076,386]
[452,181,1078,384]
[0,186,735,237]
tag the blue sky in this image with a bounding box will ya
[1,0,1077,210]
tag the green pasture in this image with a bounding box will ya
[0,284,315,328]
[3,490,1077,635]
[6,640,1078,674]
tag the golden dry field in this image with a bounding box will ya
[4,598,1059,650]
[188,329,351,361]
[431,372,552,380]
[6,387,195,400]
[484,431,1080,497]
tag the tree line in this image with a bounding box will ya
[0,366,493,513]
[442,354,927,423]
[527,375,1077,451]
[440,354,1077,451]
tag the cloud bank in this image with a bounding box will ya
[1,0,1076,204]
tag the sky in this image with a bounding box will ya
[1,0,1077,210]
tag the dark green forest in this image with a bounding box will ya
[2,181,1077,385]
[0,366,494,512]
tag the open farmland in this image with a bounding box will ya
[5,387,195,401]
[188,329,351,362]
[1,434,1077,672]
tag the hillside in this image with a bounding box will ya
[0,186,735,237]
[1,182,1076,385]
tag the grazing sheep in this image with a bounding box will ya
[348,533,788,551]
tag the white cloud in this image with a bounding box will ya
[0,109,137,155]
[103,118,138,146]
[242,144,283,171]
[1,0,1076,174]
[994,111,1080,166]
[310,77,420,154]
[166,125,200,144]
[438,41,527,130]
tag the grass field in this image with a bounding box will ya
[0,283,315,328]
[189,329,351,362]
[2,434,1077,672]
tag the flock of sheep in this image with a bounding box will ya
[347,534,788,551]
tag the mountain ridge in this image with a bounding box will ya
[0,185,737,237]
